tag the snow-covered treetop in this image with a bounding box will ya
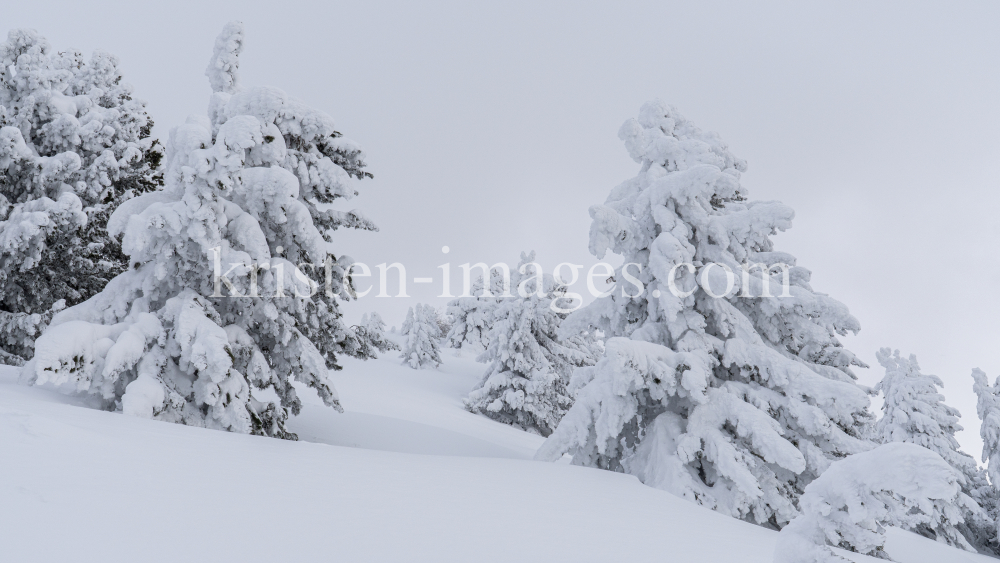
[620,100,746,173]
[589,99,746,262]
[0,28,157,208]
[565,100,864,378]
[198,21,375,257]
[206,21,243,95]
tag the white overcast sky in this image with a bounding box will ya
[8,1,1000,456]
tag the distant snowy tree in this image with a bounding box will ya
[0,28,162,364]
[874,348,993,551]
[973,368,1000,544]
[445,269,507,353]
[535,100,874,528]
[465,252,600,436]
[774,442,975,563]
[875,349,967,461]
[22,22,377,439]
[354,311,399,358]
[400,304,442,369]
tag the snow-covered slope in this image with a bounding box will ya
[0,349,990,563]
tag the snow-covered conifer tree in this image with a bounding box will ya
[435,306,452,340]
[535,100,874,528]
[355,311,399,358]
[400,304,442,369]
[445,269,507,353]
[973,368,1000,543]
[775,442,975,563]
[974,369,1000,487]
[465,251,599,436]
[874,348,994,551]
[875,349,969,462]
[22,22,377,438]
[0,28,162,364]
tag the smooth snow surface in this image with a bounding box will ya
[1,348,992,562]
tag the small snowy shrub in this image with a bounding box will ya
[774,442,975,563]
